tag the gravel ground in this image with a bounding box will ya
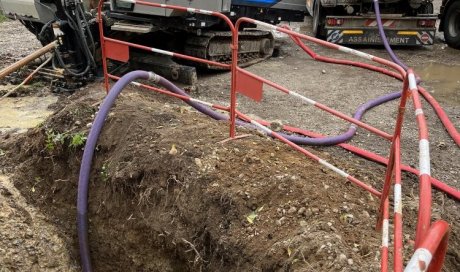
[0,20,42,66]
[0,1,459,270]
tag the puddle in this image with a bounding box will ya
[415,63,460,107]
[0,96,58,134]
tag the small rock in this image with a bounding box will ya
[297,207,306,215]
[347,258,354,265]
[269,121,284,132]
[338,253,347,263]
[276,217,286,226]
[288,206,297,214]
[86,123,92,128]
[299,220,308,227]
[169,144,178,155]
[194,158,203,168]
[321,69,326,74]
[437,142,447,149]
[75,120,81,125]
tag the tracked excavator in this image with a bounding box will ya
[0,0,306,84]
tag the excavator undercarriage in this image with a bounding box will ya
[0,0,306,85]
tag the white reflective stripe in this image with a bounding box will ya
[338,46,374,60]
[189,98,213,107]
[197,9,213,15]
[290,91,316,105]
[404,248,433,272]
[151,48,174,56]
[160,4,166,7]
[148,72,160,83]
[318,159,350,178]
[254,20,277,30]
[415,109,424,116]
[186,8,196,13]
[250,120,272,134]
[419,139,431,176]
[382,219,389,247]
[394,184,402,214]
[408,73,417,90]
[350,124,358,129]
[131,81,141,86]
[119,0,136,3]
[383,20,394,27]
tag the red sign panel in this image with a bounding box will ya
[236,70,264,102]
[105,40,130,63]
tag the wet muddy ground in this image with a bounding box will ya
[1,1,459,270]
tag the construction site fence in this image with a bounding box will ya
[97,1,450,271]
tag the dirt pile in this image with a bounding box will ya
[1,87,458,271]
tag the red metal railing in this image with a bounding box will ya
[97,1,453,271]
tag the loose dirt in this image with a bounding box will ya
[0,86,458,271]
[0,0,459,270]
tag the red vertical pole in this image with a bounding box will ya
[98,0,110,93]
[380,198,389,272]
[229,28,238,138]
[377,76,409,230]
[393,137,403,272]
[408,69,432,248]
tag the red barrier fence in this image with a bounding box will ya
[97,1,454,270]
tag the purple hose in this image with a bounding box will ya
[158,75,400,145]
[373,0,409,71]
[77,71,152,272]
[77,72,400,271]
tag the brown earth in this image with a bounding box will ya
[0,86,458,271]
[1,0,459,270]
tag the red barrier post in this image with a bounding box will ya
[407,70,433,247]
[376,75,410,231]
[97,0,110,92]
[405,221,449,272]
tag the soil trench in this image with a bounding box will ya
[0,88,458,271]
[0,0,459,269]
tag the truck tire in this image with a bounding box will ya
[418,3,434,14]
[312,0,326,38]
[443,1,460,49]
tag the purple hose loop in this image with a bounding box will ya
[157,75,400,145]
[78,71,151,272]
[373,0,409,71]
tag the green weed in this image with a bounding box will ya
[45,129,66,151]
[0,12,7,23]
[69,132,87,149]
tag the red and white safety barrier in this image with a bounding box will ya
[97,2,453,271]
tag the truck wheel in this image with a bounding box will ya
[418,3,434,14]
[444,1,460,49]
[312,0,326,38]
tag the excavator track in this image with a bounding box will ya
[184,30,275,69]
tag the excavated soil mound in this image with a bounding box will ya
[1,87,459,271]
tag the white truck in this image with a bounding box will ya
[307,0,438,45]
